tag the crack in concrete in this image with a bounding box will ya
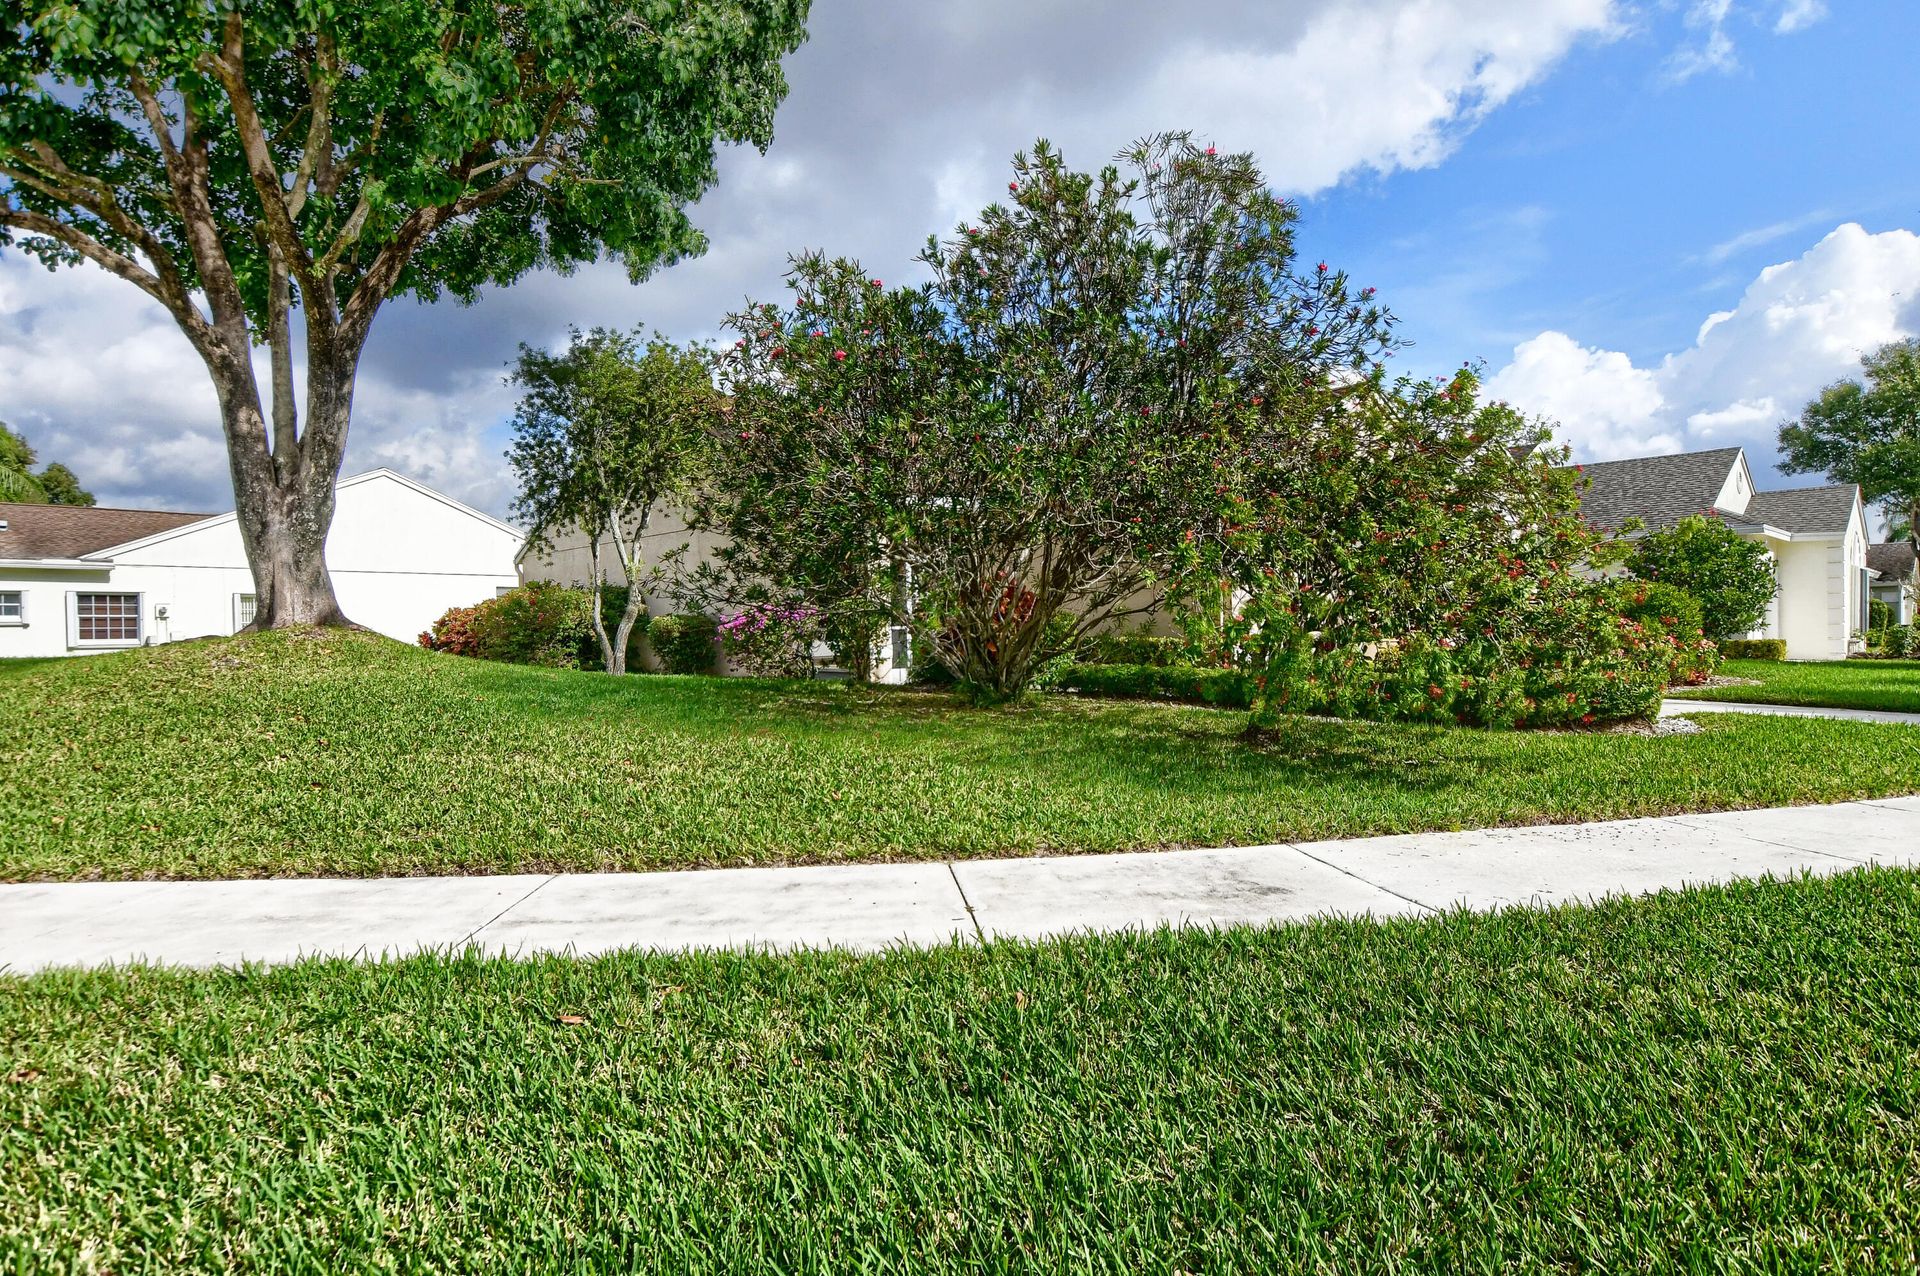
[945,861,987,945]
[458,874,560,948]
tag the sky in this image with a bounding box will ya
[2,0,1918,530]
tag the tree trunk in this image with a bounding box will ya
[218,361,355,631]
[611,590,647,676]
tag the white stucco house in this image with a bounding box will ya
[0,469,522,657]
[1575,446,1871,660]
[1867,542,1917,626]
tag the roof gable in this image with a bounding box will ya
[1738,485,1860,536]
[1868,542,1918,580]
[0,502,215,561]
[1571,447,1744,532]
[81,468,523,561]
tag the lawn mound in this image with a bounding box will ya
[2,634,1917,881]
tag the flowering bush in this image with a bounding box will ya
[1615,580,1717,686]
[419,604,482,657]
[1180,369,1676,730]
[419,582,597,669]
[717,603,821,678]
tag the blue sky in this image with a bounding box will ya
[2,0,1916,521]
[1305,0,1920,383]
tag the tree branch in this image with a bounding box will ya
[0,206,218,355]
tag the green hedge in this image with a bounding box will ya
[1719,638,1786,661]
[1079,633,1187,668]
[649,612,718,675]
[1053,663,1254,709]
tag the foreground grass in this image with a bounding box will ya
[4,869,1918,1270]
[1668,657,1920,714]
[3,630,1918,881]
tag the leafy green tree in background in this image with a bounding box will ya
[33,462,95,506]
[1781,337,1920,548]
[0,420,96,504]
[508,330,719,675]
[1,0,809,627]
[1627,514,1777,640]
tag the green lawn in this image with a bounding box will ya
[3,629,1917,882]
[5,869,1918,1270]
[1670,657,1920,714]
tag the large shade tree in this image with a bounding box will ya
[0,0,809,626]
[1781,337,1920,549]
[705,136,1392,698]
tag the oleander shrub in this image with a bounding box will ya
[1614,580,1718,686]
[649,612,719,675]
[717,603,821,678]
[1719,638,1787,661]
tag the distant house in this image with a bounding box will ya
[1868,542,1918,626]
[0,469,521,657]
[1574,446,1871,660]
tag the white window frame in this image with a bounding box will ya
[0,590,24,627]
[233,592,257,632]
[66,590,144,649]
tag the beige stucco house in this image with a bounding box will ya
[1575,446,1871,660]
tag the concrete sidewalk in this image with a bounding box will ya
[5,795,1916,974]
[1661,698,1920,726]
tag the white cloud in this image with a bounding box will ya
[1142,0,1620,192]
[1665,0,1828,82]
[1485,331,1674,460]
[1774,0,1827,34]
[1696,210,1831,265]
[0,255,517,514]
[1488,224,1920,465]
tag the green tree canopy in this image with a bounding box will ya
[2,0,810,624]
[0,420,96,504]
[702,135,1394,699]
[1626,514,1777,640]
[509,328,719,675]
[1781,337,1920,548]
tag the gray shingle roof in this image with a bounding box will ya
[1737,485,1858,535]
[1868,542,1918,581]
[0,502,215,560]
[1570,447,1742,532]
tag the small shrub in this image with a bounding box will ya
[419,603,482,657]
[1615,580,1717,686]
[1868,598,1894,633]
[1627,515,1777,640]
[469,581,598,669]
[717,604,820,678]
[649,612,718,675]
[1719,638,1786,661]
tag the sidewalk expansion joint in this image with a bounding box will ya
[1279,841,1441,915]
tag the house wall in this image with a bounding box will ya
[0,473,521,658]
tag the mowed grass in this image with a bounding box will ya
[1669,657,1920,714]
[4,869,1919,1270]
[3,629,1917,881]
